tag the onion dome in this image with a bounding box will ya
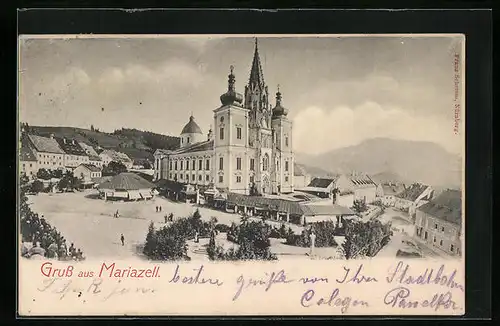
[181,115,203,134]
[272,85,288,118]
[220,65,243,106]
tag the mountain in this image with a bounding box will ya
[294,163,335,178]
[24,125,180,162]
[295,138,462,188]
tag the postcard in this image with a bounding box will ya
[18,34,465,316]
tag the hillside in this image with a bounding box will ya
[294,163,335,178]
[26,125,180,162]
[295,138,462,188]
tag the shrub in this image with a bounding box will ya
[214,220,276,261]
[341,219,392,259]
[143,221,157,257]
[352,199,368,214]
[30,180,44,193]
[214,223,230,233]
[286,221,338,248]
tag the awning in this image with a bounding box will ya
[128,190,141,200]
[113,191,129,199]
[139,190,153,199]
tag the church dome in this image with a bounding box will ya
[220,65,243,106]
[181,115,203,134]
[272,87,288,118]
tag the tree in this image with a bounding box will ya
[57,171,81,191]
[51,169,63,179]
[352,199,368,214]
[142,161,152,169]
[102,161,127,176]
[30,180,44,193]
[341,219,392,260]
[37,168,52,180]
[143,221,157,257]
[249,182,259,196]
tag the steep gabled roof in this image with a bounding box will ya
[396,183,431,201]
[28,135,65,154]
[417,189,462,225]
[55,137,87,156]
[20,145,37,162]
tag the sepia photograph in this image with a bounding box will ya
[18,34,466,316]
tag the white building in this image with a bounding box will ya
[394,183,434,216]
[27,134,66,171]
[74,163,102,187]
[154,39,294,195]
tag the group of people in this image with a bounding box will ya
[20,213,85,261]
[155,206,163,213]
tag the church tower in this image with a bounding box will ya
[213,65,250,194]
[271,86,294,193]
[244,38,273,194]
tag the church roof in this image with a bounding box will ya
[171,140,214,155]
[249,38,265,87]
[181,116,203,134]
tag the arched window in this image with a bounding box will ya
[263,154,269,171]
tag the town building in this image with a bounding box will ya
[99,149,133,169]
[27,134,66,171]
[79,142,103,168]
[154,39,294,195]
[300,177,337,198]
[74,163,102,188]
[20,140,38,178]
[381,183,406,206]
[394,183,434,217]
[55,137,89,170]
[335,173,378,204]
[414,189,462,257]
[293,165,312,189]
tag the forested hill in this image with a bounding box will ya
[25,125,180,162]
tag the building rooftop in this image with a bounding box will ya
[396,183,431,202]
[307,177,336,189]
[20,141,37,162]
[171,140,214,155]
[28,134,65,154]
[301,203,356,216]
[417,189,462,225]
[98,172,154,190]
[181,115,203,135]
[55,137,87,156]
[100,149,132,163]
[346,174,378,187]
[77,163,101,172]
[79,142,99,157]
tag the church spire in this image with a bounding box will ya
[249,37,265,87]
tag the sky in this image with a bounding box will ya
[19,35,464,155]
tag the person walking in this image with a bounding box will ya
[156,206,158,213]
[120,234,125,246]
[159,206,162,212]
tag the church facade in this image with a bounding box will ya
[154,40,294,195]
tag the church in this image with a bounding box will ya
[154,39,294,195]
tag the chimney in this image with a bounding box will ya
[50,133,55,139]
[63,138,67,144]
[72,139,76,145]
